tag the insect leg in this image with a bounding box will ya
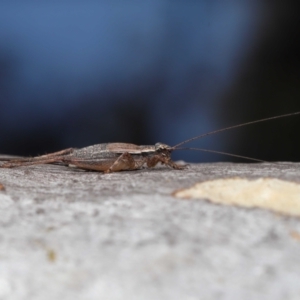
[146,155,185,170]
[0,156,65,168]
[32,148,74,159]
[165,160,186,170]
[0,148,74,168]
[104,152,137,173]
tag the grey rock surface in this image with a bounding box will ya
[0,160,300,300]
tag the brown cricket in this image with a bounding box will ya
[0,111,299,173]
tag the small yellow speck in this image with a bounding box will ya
[290,230,300,241]
[47,249,56,262]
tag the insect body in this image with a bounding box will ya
[1,111,300,173]
[0,143,182,173]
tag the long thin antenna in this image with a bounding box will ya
[173,111,300,149]
[176,147,265,162]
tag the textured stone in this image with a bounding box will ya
[0,160,300,300]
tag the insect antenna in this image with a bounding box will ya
[175,147,265,162]
[173,111,300,149]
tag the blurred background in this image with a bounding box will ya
[0,1,299,162]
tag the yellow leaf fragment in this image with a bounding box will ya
[174,178,300,216]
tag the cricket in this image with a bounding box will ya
[0,111,300,173]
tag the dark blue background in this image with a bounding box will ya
[1,1,300,162]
